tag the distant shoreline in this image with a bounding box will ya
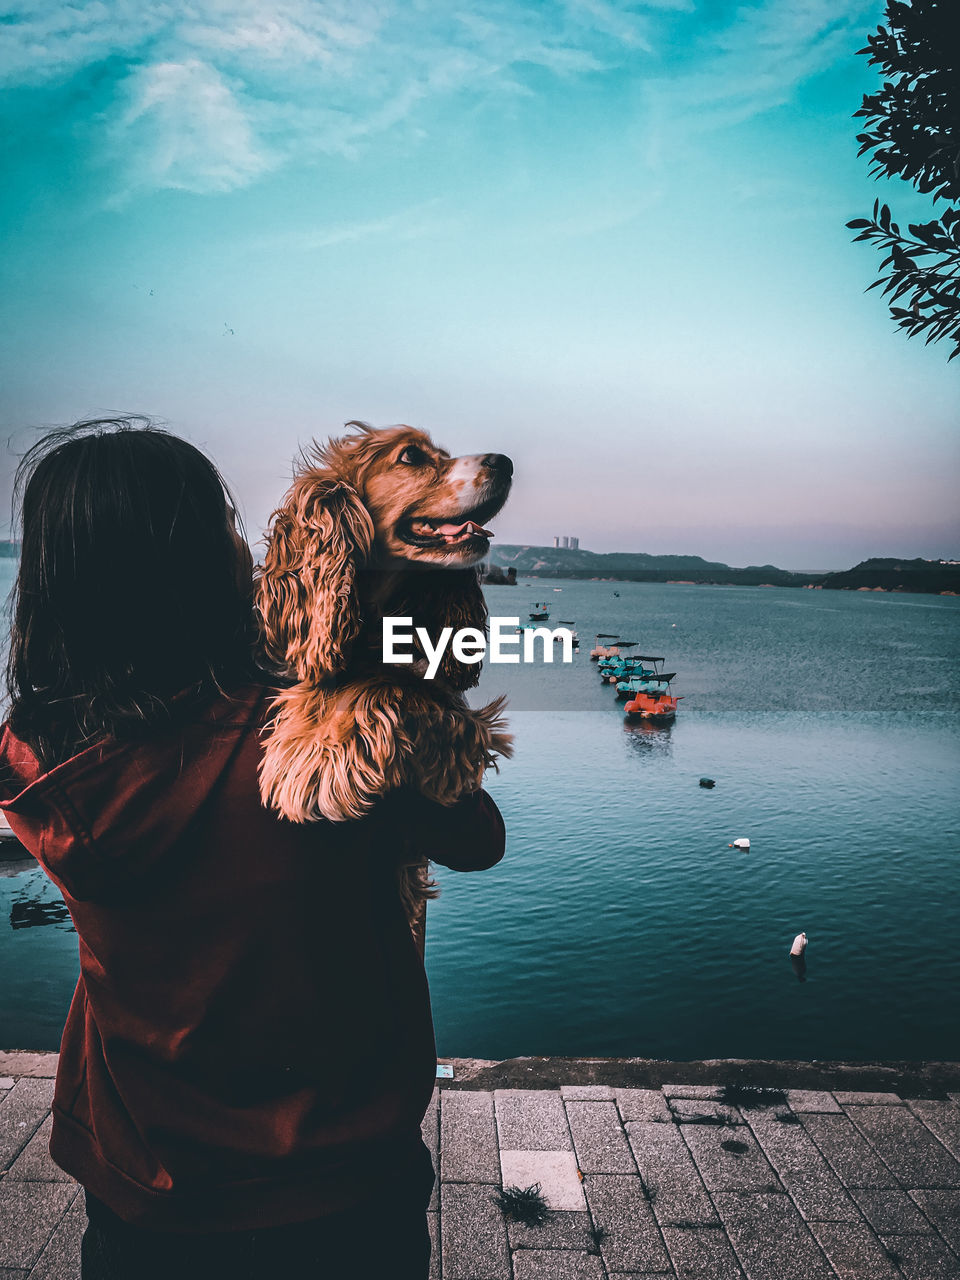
[4,542,958,595]
[486,548,960,595]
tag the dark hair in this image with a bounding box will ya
[5,418,256,768]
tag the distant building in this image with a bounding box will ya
[561,536,569,548]
[553,536,560,547]
[569,536,579,550]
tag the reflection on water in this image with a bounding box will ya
[11,899,74,931]
[8,873,75,932]
[622,720,673,758]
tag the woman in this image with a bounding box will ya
[0,420,506,1279]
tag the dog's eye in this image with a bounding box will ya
[398,445,428,466]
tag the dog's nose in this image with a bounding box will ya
[482,453,513,478]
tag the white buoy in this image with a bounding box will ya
[730,837,750,850]
[790,932,808,957]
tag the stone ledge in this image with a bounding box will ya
[0,1056,59,1080]
[436,1057,960,1095]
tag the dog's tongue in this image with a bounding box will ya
[436,520,493,539]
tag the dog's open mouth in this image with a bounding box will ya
[401,516,494,548]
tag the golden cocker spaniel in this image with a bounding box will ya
[257,422,513,926]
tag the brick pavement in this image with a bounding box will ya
[2,1058,959,1278]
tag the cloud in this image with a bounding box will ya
[0,0,877,196]
[0,0,668,195]
[647,0,879,131]
[110,59,272,196]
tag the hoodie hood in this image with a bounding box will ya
[0,685,267,901]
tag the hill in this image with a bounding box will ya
[487,544,810,587]
[820,558,960,595]
[487,547,960,594]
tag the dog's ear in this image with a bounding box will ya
[410,568,488,690]
[258,477,374,679]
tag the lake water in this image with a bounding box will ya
[2,563,959,1061]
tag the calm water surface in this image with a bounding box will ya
[2,565,958,1060]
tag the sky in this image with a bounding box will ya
[0,0,956,570]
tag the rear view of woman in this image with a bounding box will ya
[0,420,506,1279]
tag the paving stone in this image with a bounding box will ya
[670,1100,743,1127]
[584,1174,670,1273]
[6,1118,73,1183]
[428,1211,439,1280]
[711,1191,834,1280]
[499,1151,585,1211]
[6,1080,54,1109]
[440,1182,510,1280]
[661,1225,745,1279]
[907,1100,960,1162]
[746,1110,858,1222]
[0,1081,54,1171]
[0,1182,76,1270]
[796,1177,869,1226]
[625,1121,718,1226]
[0,1270,29,1279]
[25,1190,84,1280]
[494,1091,571,1151]
[834,1092,903,1106]
[442,1091,500,1184]
[616,1089,672,1124]
[680,1121,778,1193]
[800,1114,898,1188]
[512,1252,604,1279]
[560,1085,615,1101]
[663,1085,724,1101]
[507,1209,594,1253]
[422,1090,439,1211]
[852,1188,935,1236]
[781,1173,860,1224]
[845,1103,960,1188]
[786,1091,841,1114]
[880,1233,960,1280]
[0,1081,14,1092]
[907,1189,960,1253]
[808,1221,903,1280]
[949,1094,960,1107]
[565,1102,636,1174]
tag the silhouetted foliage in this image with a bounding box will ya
[846,0,960,359]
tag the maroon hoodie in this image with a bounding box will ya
[0,683,505,1232]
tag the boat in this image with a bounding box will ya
[615,673,665,699]
[558,621,580,647]
[624,672,682,723]
[600,649,660,684]
[590,633,621,661]
[529,602,550,621]
[602,661,650,684]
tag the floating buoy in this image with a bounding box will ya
[729,838,750,850]
[790,932,808,957]
[699,777,716,788]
